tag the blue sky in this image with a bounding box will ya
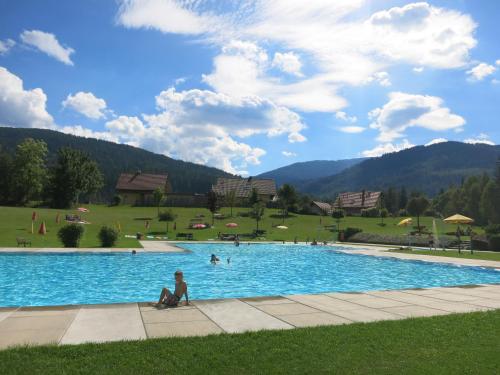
[0,0,499,175]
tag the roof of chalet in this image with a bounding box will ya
[212,177,277,198]
[116,173,168,192]
[334,191,381,209]
[311,201,333,214]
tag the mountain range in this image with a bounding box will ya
[261,142,499,197]
[0,127,234,199]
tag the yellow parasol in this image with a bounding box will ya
[443,214,474,224]
[397,218,413,227]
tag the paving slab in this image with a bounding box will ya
[255,302,320,316]
[0,308,16,323]
[0,314,75,332]
[241,296,296,306]
[333,307,405,323]
[0,328,65,349]
[145,320,223,338]
[194,299,292,333]
[382,305,450,318]
[60,303,146,344]
[141,308,208,324]
[277,312,351,328]
[424,292,481,302]
[463,298,500,309]
[329,294,410,309]
[287,294,362,313]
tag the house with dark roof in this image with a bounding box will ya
[310,201,333,216]
[333,190,381,215]
[211,177,277,203]
[115,172,172,205]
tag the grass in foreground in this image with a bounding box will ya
[0,205,473,248]
[0,310,499,374]
[389,248,500,261]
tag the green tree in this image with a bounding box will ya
[49,148,104,208]
[158,210,177,233]
[0,146,13,204]
[11,138,48,205]
[480,180,500,224]
[332,209,345,231]
[406,196,430,232]
[277,184,298,223]
[226,189,237,217]
[399,186,408,210]
[380,208,388,225]
[251,202,265,231]
[248,187,260,206]
[153,187,165,216]
[207,191,218,225]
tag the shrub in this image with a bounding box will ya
[112,194,122,206]
[424,208,437,217]
[398,209,408,217]
[98,226,119,247]
[488,235,500,252]
[344,227,362,240]
[361,207,379,217]
[58,224,84,247]
[471,236,489,251]
[485,224,500,237]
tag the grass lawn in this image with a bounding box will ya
[1,310,499,374]
[0,205,480,248]
[388,248,500,261]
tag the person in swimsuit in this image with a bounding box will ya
[156,270,188,307]
[210,254,220,264]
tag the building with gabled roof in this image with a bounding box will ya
[116,172,172,205]
[211,177,277,203]
[333,190,381,215]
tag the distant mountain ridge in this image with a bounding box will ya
[0,127,234,199]
[299,142,500,198]
[256,158,365,187]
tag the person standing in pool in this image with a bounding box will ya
[210,254,220,264]
[155,270,188,307]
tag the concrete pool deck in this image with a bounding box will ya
[0,284,499,350]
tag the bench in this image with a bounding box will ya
[176,233,194,240]
[16,237,31,247]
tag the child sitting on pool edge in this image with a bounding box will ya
[155,270,188,308]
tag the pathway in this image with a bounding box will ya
[1,284,499,350]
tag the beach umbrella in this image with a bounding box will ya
[38,221,47,235]
[276,225,288,229]
[193,223,206,229]
[226,223,238,228]
[397,218,413,226]
[443,214,474,224]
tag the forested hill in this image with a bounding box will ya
[256,158,365,187]
[300,141,500,198]
[0,127,234,198]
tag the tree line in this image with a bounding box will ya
[0,138,103,208]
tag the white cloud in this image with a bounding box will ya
[282,151,297,157]
[492,79,500,85]
[20,30,74,65]
[413,67,424,73]
[463,133,495,146]
[335,111,357,123]
[425,138,448,146]
[174,77,186,85]
[62,92,108,119]
[369,92,465,142]
[0,67,54,129]
[272,52,303,76]
[338,126,365,134]
[361,139,415,157]
[496,60,500,66]
[0,39,15,54]
[116,0,222,35]
[106,116,146,137]
[466,62,496,81]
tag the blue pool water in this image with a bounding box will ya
[1,243,499,307]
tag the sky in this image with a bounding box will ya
[0,0,499,176]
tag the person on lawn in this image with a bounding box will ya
[156,270,188,307]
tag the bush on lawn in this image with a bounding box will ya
[344,227,362,240]
[58,224,84,247]
[471,236,490,251]
[488,235,500,252]
[98,226,119,247]
[361,207,379,217]
[111,194,122,206]
[485,224,500,237]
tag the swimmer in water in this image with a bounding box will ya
[131,250,137,255]
[227,257,231,264]
[210,254,220,264]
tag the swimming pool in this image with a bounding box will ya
[1,243,499,307]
